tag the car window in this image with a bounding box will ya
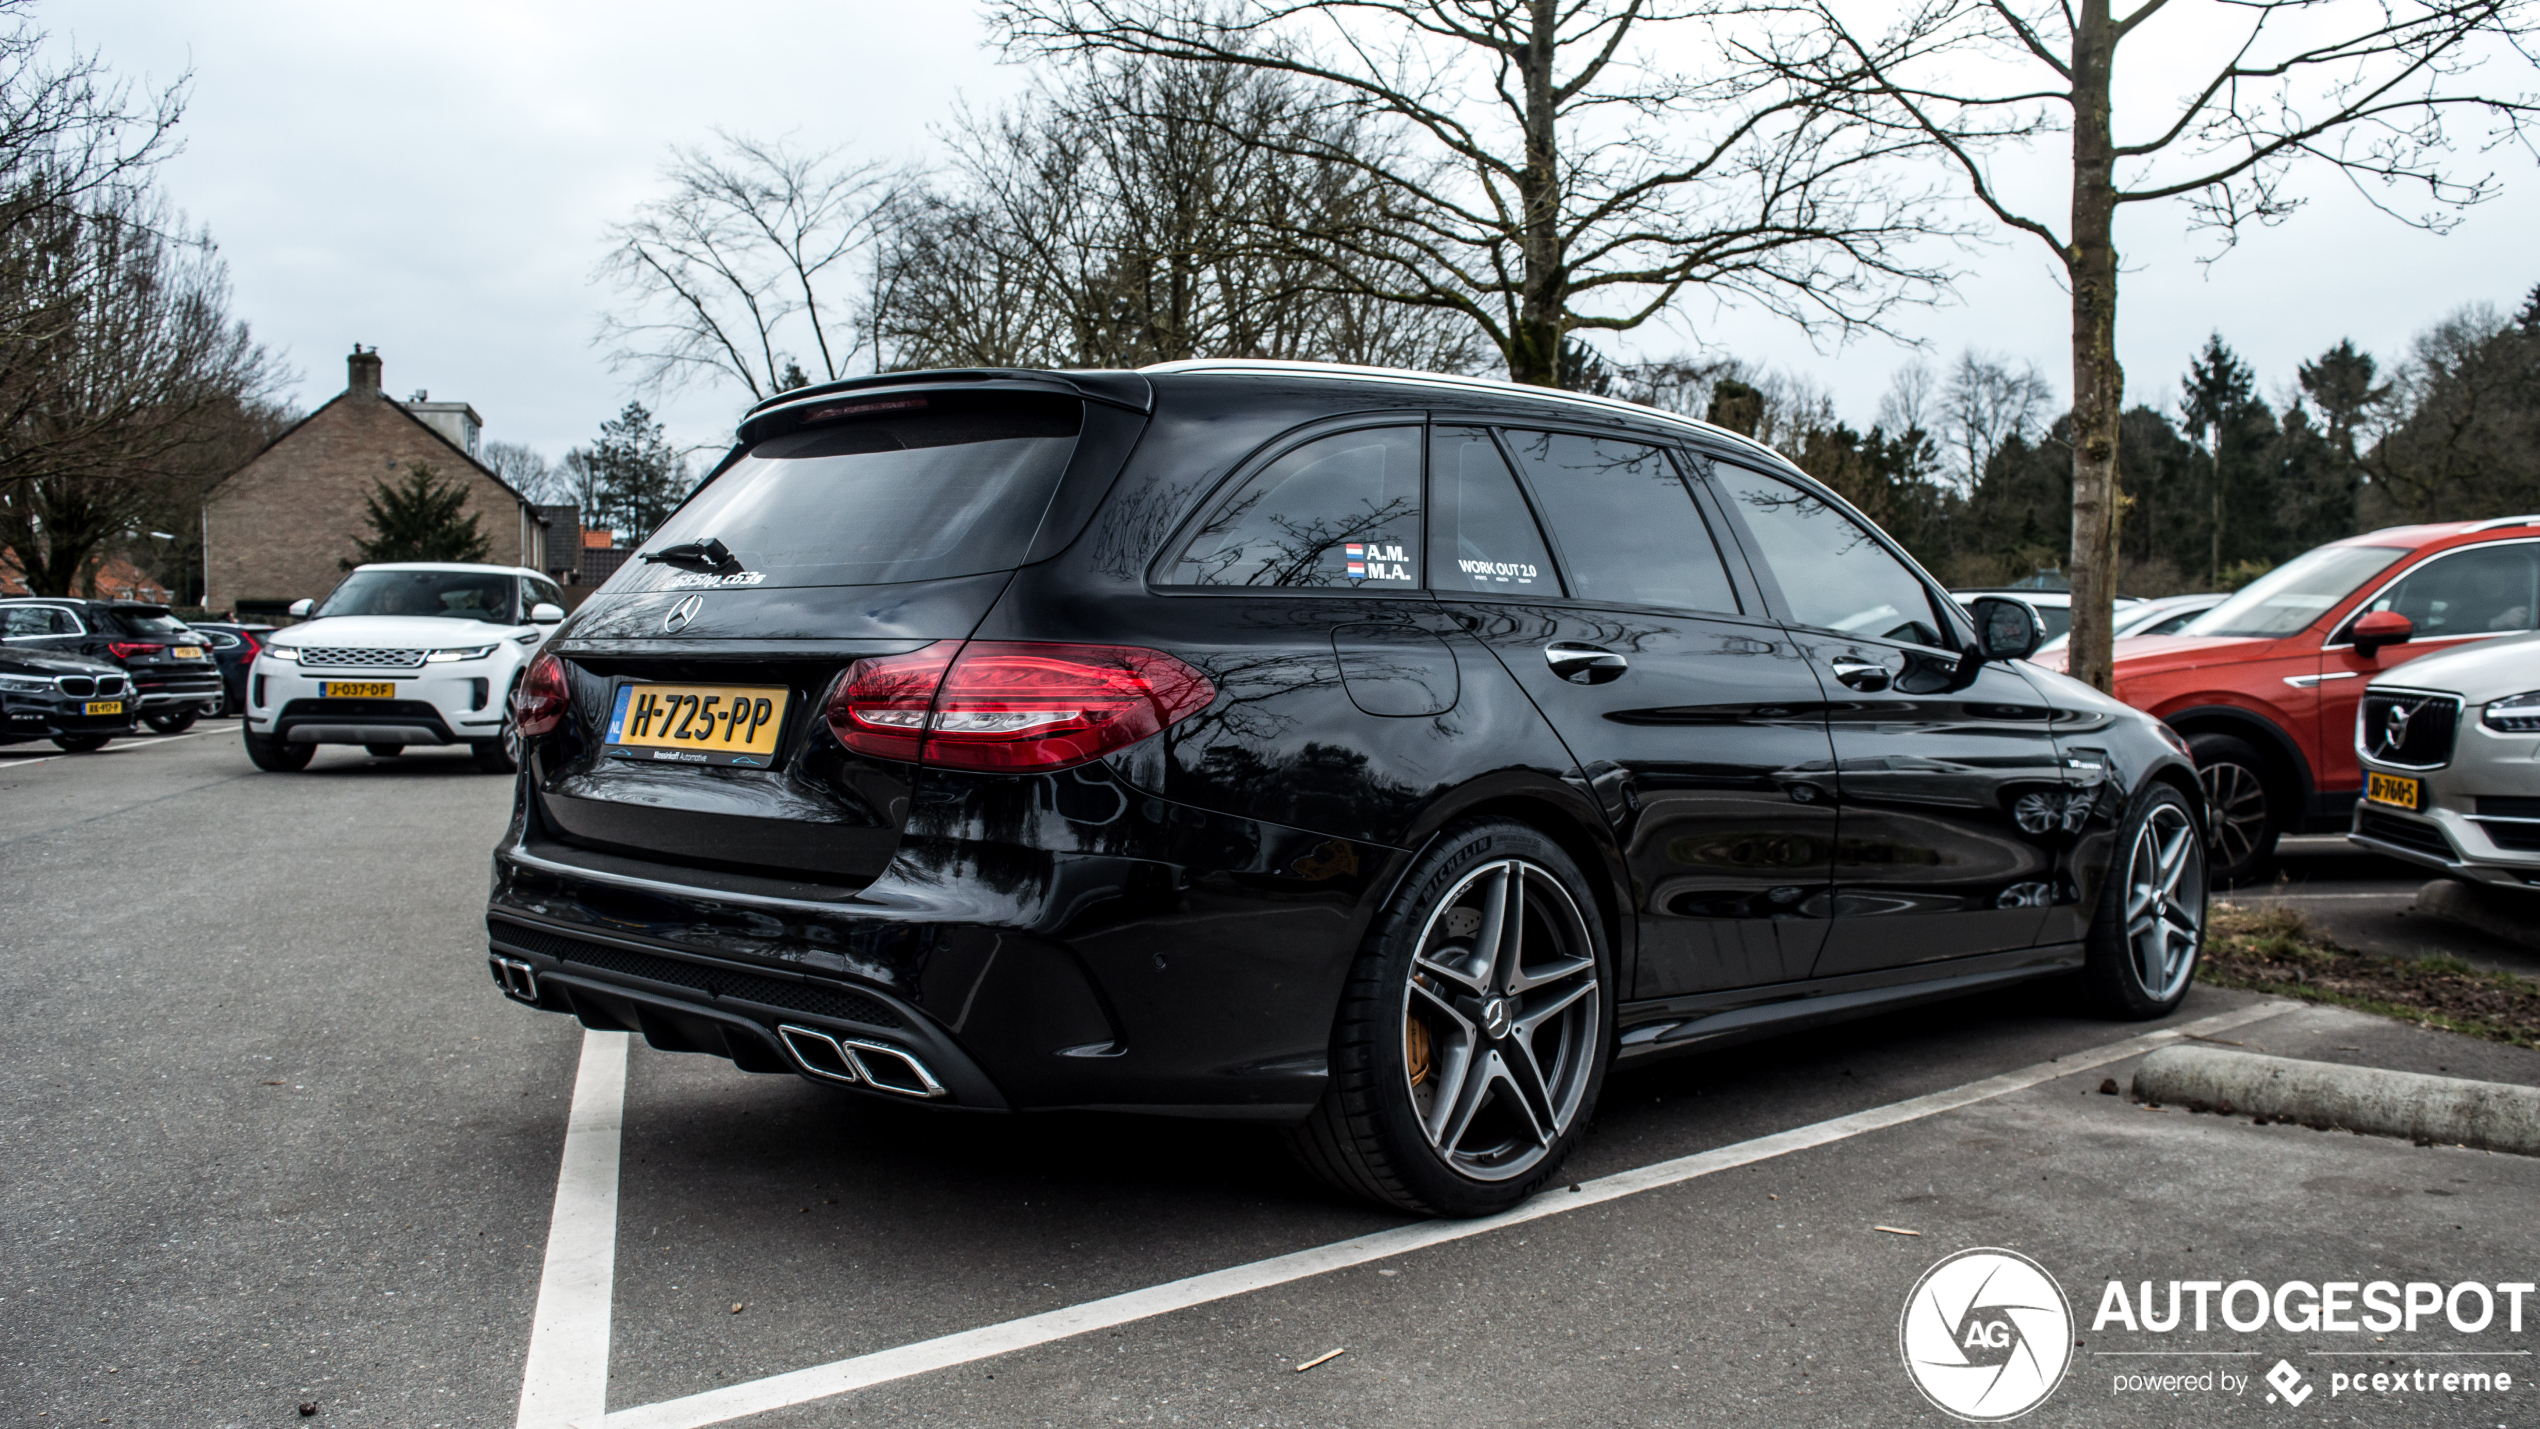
[111,608,193,636]
[2350,541,2540,640]
[1710,462,1948,647]
[2184,544,2407,638]
[4,606,54,637]
[1497,430,1739,613]
[528,577,566,611]
[317,569,520,623]
[1427,428,1558,596]
[2140,611,2197,637]
[1162,426,1422,589]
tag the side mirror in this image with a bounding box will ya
[529,602,565,625]
[1968,596,2045,662]
[2350,609,2414,659]
[286,598,313,618]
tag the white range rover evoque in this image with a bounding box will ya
[243,562,566,773]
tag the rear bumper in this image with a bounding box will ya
[486,763,1397,1117]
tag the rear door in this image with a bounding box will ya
[1445,426,1838,998]
[1705,459,2068,975]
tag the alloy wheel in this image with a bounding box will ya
[1400,858,1600,1183]
[2197,760,2266,872]
[2124,801,2205,1001]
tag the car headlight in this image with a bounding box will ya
[2482,690,2540,733]
[424,644,499,663]
[262,645,300,663]
[0,674,49,694]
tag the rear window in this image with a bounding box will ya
[110,608,191,636]
[628,394,1083,590]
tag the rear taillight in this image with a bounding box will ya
[824,641,1215,771]
[513,651,569,738]
[108,642,156,660]
[237,631,261,659]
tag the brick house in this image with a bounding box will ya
[200,347,550,616]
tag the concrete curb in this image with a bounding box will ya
[2417,878,2540,954]
[2131,1046,2540,1157]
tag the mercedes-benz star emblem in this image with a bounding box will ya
[663,594,704,634]
[1479,996,1512,1039]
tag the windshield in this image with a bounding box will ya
[316,569,520,623]
[627,393,1082,590]
[2181,545,2408,639]
[111,608,192,636]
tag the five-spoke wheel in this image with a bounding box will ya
[2083,784,2206,1018]
[1289,819,1611,1216]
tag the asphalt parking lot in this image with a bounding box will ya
[6,727,2536,1428]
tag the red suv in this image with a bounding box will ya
[2043,516,2540,882]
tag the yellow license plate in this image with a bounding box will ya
[605,682,789,767]
[172,646,202,659]
[324,681,397,698]
[84,700,122,715]
[2367,771,2420,811]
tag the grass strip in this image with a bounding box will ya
[2198,901,2540,1049]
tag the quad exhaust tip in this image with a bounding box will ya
[489,955,540,1004]
[776,1024,949,1099]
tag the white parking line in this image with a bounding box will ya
[0,728,217,767]
[517,1029,629,1429]
[514,1000,2286,1429]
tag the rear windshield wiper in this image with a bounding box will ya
[640,537,741,574]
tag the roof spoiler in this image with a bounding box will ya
[734,368,1153,447]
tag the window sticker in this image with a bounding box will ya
[1345,541,1414,583]
[1454,556,1542,586]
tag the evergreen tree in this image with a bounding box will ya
[2180,335,2277,586]
[343,462,490,568]
[590,402,686,542]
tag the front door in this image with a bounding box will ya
[1435,426,1838,998]
[2315,537,2540,799]
[1705,460,2069,975]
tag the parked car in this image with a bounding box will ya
[0,597,224,732]
[2348,629,2540,886]
[1947,588,2150,645]
[2034,592,2226,656]
[185,621,273,716]
[0,645,137,752]
[484,360,2206,1217]
[2100,517,2540,884]
[244,563,566,772]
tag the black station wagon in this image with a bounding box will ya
[486,361,2207,1215]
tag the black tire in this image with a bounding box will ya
[2187,731,2276,886]
[50,734,111,753]
[243,724,314,772]
[471,697,520,774]
[144,709,199,735]
[2081,783,2207,1019]
[364,743,403,757]
[1285,818,1612,1217]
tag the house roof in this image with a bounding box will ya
[205,388,537,507]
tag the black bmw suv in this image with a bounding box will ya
[0,646,136,751]
[0,597,223,731]
[487,362,2205,1215]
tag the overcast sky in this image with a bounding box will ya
[65,1,2540,470]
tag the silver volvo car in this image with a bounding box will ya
[2350,630,2540,886]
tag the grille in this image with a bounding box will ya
[54,674,125,697]
[2476,796,2540,819]
[2356,809,2455,862]
[487,920,904,1028]
[2358,690,2460,770]
[299,646,426,670]
[2478,823,2540,852]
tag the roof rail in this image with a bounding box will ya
[1136,358,1785,467]
[2464,514,2540,532]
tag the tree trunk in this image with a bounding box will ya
[1508,0,1564,387]
[2064,4,2123,694]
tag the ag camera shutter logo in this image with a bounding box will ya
[1900,1248,2074,1420]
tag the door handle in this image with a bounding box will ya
[1545,642,1628,685]
[1829,656,1891,692]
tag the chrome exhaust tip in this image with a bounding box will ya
[776,1024,949,1099]
[489,955,540,1004]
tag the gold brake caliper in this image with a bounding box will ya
[1405,1003,1433,1086]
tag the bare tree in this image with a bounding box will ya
[1877,356,1937,438]
[1939,349,2053,493]
[597,132,911,403]
[989,1,1962,386]
[1741,0,2539,690]
[878,48,1481,370]
[482,439,556,503]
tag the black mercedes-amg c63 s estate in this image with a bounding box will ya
[485,361,2207,1216]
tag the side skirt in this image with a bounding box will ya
[1613,943,2088,1062]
